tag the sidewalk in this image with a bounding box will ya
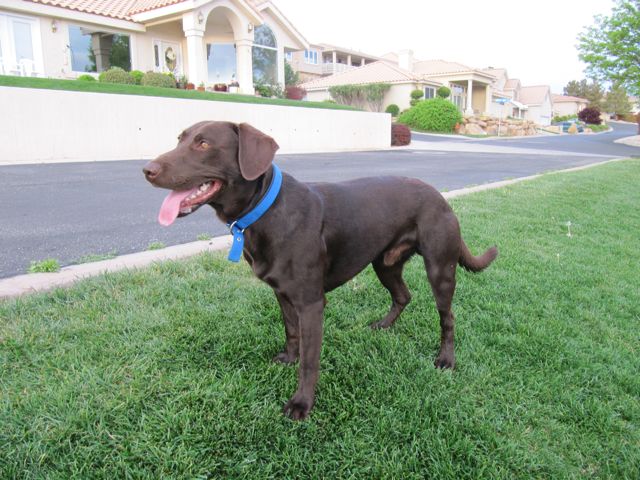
[614,135,640,147]
[403,139,612,157]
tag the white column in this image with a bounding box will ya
[235,39,254,94]
[484,85,492,115]
[465,79,474,115]
[183,12,206,86]
[332,51,337,74]
[347,54,351,66]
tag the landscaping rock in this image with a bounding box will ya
[457,114,540,137]
[465,123,487,136]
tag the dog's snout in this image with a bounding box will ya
[143,161,162,180]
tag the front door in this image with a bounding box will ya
[153,40,182,76]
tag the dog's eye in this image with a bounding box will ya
[199,140,210,149]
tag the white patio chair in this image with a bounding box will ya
[18,58,41,77]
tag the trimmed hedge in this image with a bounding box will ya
[141,71,176,88]
[436,86,451,99]
[98,67,135,85]
[398,98,462,133]
[385,104,400,116]
[130,70,144,85]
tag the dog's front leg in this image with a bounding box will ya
[283,298,324,420]
[273,293,299,364]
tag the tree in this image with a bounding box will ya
[284,60,299,86]
[577,0,640,96]
[603,82,632,116]
[563,79,604,108]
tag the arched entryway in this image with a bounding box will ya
[203,6,239,85]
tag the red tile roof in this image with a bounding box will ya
[26,0,190,20]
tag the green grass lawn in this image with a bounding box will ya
[0,75,355,111]
[1,160,639,479]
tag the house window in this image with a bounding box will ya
[68,25,131,72]
[424,87,435,99]
[304,50,318,65]
[0,13,43,76]
[207,43,236,84]
[285,51,292,61]
[253,24,278,85]
[451,84,466,111]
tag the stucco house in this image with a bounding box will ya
[301,59,442,112]
[0,0,308,93]
[303,49,554,125]
[287,43,379,83]
[482,68,528,119]
[516,86,552,125]
[302,50,499,114]
[552,94,589,118]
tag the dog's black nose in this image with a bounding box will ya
[143,161,161,180]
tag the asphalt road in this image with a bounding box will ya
[1,122,637,278]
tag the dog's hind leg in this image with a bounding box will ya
[423,255,458,369]
[370,256,412,329]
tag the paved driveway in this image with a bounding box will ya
[0,122,636,278]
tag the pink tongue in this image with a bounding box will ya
[158,187,199,226]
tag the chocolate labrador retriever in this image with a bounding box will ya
[143,121,497,420]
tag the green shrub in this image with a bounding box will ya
[141,71,176,88]
[437,86,451,98]
[130,70,144,85]
[98,67,135,85]
[552,114,578,123]
[398,97,462,133]
[328,83,390,110]
[410,89,424,100]
[77,74,96,82]
[385,104,400,116]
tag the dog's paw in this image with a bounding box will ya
[434,353,455,369]
[369,319,392,330]
[272,351,298,365]
[283,392,313,420]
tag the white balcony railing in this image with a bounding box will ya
[321,63,357,75]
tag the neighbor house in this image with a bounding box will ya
[304,49,554,124]
[287,43,379,83]
[0,0,308,93]
[482,68,528,119]
[517,85,553,125]
[301,58,442,112]
[552,94,588,118]
[302,49,498,113]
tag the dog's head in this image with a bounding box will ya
[143,121,279,225]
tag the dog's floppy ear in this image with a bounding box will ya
[237,123,279,181]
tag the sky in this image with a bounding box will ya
[275,0,615,93]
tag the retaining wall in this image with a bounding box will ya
[0,86,391,164]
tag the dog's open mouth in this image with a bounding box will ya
[158,180,223,226]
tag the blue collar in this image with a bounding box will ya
[226,164,282,262]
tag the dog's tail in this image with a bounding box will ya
[458,240,498,273]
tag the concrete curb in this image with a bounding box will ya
[0,157,630,300]
[0,236,232,299]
